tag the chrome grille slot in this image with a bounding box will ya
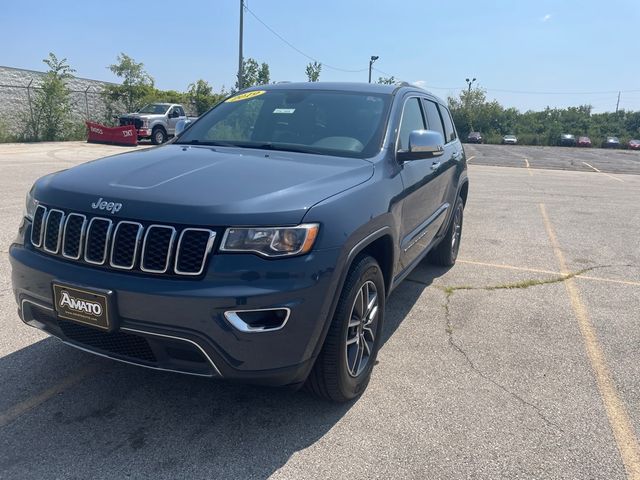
[141,225,176,273]
[110,221,143,270]
[31,205,47,247]
[174,229,216,275]
[30,205,214,277]
[84,218,113,265]
[43,209,65,253]
[62,213,86,259]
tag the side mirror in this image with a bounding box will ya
[397,130,445,161]
[175,119,192,136]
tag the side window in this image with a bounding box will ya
[397,97,425,151]
[439,104,456,143]
[422,99,446,142]
[176,106,185,117]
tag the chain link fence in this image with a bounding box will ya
[0,66,115,138]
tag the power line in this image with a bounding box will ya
[243,5,368,73]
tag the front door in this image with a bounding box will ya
[397,96,447,269]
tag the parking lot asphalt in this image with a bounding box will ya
[0,142,639,479]
[465,143,640,176]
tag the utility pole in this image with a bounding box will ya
[368,56,379,83]
[616,91,621,113]
[237,0,244,90]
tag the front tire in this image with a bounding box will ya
[428,195,464,266]
[151,127,167,145]
[305,255,385,402]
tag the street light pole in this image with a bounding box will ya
[237,0,244,90]
[465,77,477,132]
[368,56,379,83]
[465,77,476,93]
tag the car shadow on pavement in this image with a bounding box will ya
[0,265,450,479]
[380,263,452,347]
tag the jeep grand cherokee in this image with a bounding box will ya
[10,83,468,402]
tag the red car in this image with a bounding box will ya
[628,139,640,150]
[577,136,592,147]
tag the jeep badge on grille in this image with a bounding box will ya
[91,197,122,214]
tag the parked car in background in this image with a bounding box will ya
[118,103,196,145]
[559,134,577,146]
[627,139,640,150]
[11,82,469,402]
[577,136,592,147]
[602,136,621,149]
[501,135,518,145]
[467,131,483,144]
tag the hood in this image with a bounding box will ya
[34,145,374,226]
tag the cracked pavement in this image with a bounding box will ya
[0,142,639,479]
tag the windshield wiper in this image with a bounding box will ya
[174,140,237,147]
[240,143,321,154]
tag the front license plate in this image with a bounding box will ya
[52,283,114,331]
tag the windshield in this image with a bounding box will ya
[175,89,391,158]
[138,104,170,114]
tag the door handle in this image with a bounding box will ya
[431,161,441,170]
[452,151,462,160]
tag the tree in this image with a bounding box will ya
[103,53,154,114]
[257,62,270,85]
[187,79,224,115]
[236,58,271,90]
[23,53,75,141]
[305,61,322,82]
[377,76,396,85]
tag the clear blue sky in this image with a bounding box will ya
[2,0,640,112]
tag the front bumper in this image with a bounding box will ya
[10,239,342,387]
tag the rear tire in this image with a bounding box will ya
[428,196,464,266]
[151,127,167,145]
[305,255,385,402]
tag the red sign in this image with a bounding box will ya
[86,122,138,146]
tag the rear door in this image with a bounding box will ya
[397,96,447,269]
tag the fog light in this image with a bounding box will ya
[224,308,290,332]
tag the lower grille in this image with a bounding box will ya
[58,319,157,362]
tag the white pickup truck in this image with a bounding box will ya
[118,103,196,144]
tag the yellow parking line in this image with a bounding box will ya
[524,158,533,176]
[582,162,624,182]
[0,364,100,428]
[458,259,558,275]
[540,203,640,479]
[457,260,640,287]
[577,275,640,287]
[467,155,475,162]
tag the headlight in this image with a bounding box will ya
[220,224,319,258]
[24,187,37,220]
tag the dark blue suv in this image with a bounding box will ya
[10,83,468,401]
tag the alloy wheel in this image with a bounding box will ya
[345,280,379,377]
